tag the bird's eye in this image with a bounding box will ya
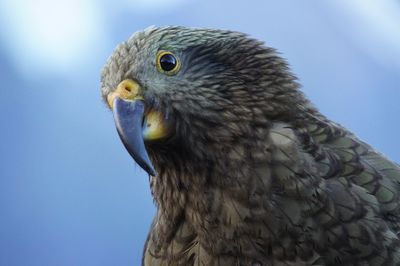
[156,51,180,75]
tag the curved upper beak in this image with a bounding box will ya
[112,97,156,176]
[107,79,171,177]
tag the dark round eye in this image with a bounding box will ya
[160,53,177,71]
[156,51,180,75]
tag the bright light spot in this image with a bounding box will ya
[0,0,105,77]
[327,0,400,70]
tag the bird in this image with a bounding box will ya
[100,26,400,266]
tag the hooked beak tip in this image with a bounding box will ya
[112,97,157,176]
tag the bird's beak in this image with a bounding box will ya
[107,79,170,176]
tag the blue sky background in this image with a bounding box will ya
[0,1,399,265]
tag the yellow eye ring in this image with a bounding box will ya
[156,50,181,75]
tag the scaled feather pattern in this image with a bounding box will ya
[101,26,400,266]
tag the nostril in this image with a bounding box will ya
[116,79,141,99]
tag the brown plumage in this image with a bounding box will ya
[101,26,400,265]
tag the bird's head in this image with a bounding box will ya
[101,26,307,179]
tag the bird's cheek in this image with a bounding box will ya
[142,110,173,141]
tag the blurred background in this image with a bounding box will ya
[0,0,399,265]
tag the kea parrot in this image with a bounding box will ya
[100,26,400,266]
